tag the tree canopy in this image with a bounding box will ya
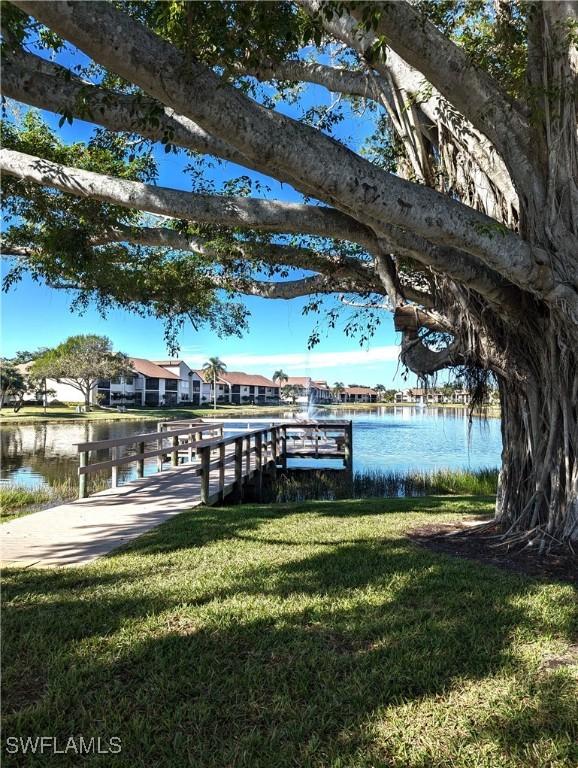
[0,360,26,409]
[32,334,132,406]
[0,1,576,547]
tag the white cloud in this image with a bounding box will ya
[184,345,400,372]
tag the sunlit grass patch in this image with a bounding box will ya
[2,497,576,767]
[271,466,499,502]
[0,478,110,522]
[0,484,53,520]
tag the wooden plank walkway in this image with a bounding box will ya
[1,420,353,569]
[0,450,262,568]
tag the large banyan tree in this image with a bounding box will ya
[1,1,577,548]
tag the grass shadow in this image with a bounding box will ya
[2,499,575,767]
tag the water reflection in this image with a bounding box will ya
[0,407,502,490]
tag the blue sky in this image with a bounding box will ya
[1,43,422,389]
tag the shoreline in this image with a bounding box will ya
[0,401,501,425]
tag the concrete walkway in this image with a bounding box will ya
[1,465,206,568]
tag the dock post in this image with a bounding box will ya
[171,435,179,467]
[256,432,263,469]
[268,427,277,481]
[255,432,263,501]
[200,446,210,504]
[137,441,145,478]
[157,426,164,472]
[188,431,194,463]
[315,425,319,458]
[245,435,251,476]
[344,421,353,489]
[219,442,226,501]
[281,426,287,470]
[111,446,119,488]
[78,451,87,499]
[235,437,243,501]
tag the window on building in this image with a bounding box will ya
[145,377,159,390]
[124,376,134,386]
[97,379,110,389]
[165,380,178,391]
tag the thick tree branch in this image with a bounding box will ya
[400,334,465,375]
[90,224,380,290]
[342,1,534,190]
[375,228,527,314]
[302,0,518,217]
[0,148,378,248]
[4,47,516,232]
[11,1,546,294]
[237,58,388,101]
[0,148,534,314]
[213,273,360,300]
[1,50,260,172]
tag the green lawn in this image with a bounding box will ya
[0,484,54,523]
[0,403,295,423]
[2,497,576,767]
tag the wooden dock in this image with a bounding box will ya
[0,420,352,568]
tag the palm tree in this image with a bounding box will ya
[272,369,288,386]
[202,357,227,411]
[281,384,300,405]
[375,384,386,402]
[332,381,345,403]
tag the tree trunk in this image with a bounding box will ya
[496,323,577,548]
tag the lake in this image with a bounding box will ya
[0,407,502,490]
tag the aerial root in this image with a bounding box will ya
[446,520,569,555]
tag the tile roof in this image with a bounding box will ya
[344,386,377,395]
[193,369,210,383]
[287,377,331,390]
[129,358,180,379]
[286,376,311,387]
[193,370,278,387]
[220,371,277,387]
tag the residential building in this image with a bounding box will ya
[151,360,202,404]
[194,370,280,404]
[452,389,471,405]
[16,357,200,407]
[97,358,185,406]
[312,381,332,403]
[394,388,465,404]
[283,377,332,405]
[335,386,378,403]
[222,372,280,404]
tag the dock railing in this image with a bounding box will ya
[74,419,353,503]
[74,421,223,498]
